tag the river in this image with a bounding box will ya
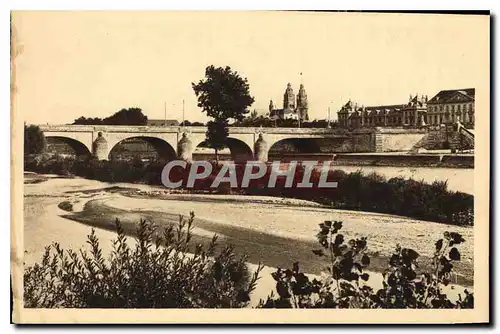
[327,165,473,194]
[22,168,474,305]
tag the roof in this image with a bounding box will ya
[427,88,475,104]
[365,104,406,111]
[147,119,180,126]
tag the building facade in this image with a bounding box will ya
[338,94,428,128]
[269,83,309,121]
[147,119,180,127]
[426,88,475,127]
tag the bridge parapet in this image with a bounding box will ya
[37,124,350,135]
[41,124,426,160]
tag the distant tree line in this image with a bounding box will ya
[73,107,148,126]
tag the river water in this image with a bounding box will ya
[22,166,474,304]
[330,165,473,194]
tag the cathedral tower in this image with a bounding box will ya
[296,84,309,121]
[283,83,296,112]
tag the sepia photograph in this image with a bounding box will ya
[10,10,490,324]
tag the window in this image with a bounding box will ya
[440,105,443,111]
[451,105,455,112]
[457,105,461,112]
[446,105,449,112]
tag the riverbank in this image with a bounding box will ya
[24,154,474,226]
[195,152,476,169]
[333,153,474,168]
[23,175,474,290]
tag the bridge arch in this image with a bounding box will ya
[192,137,253,162]
[108,136,177,161]
[45,136,92,157]
[268,138,322,159]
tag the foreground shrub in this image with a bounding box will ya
[258,220,473,309]
[24,155,474,226]
[24,213,262,308]
[24,212,473,309]
[24,125,46,155]
[24,154,75,176]
[57,201,73,212]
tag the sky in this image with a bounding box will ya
[12,11,489,124]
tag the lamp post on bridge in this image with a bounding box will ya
[298,72,303,129]
[327,101,334,129]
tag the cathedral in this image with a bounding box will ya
[268,83,309,121]
[337,94,429,128]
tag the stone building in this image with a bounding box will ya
[269,83,309,121]
[338,94,428,128]
[147,119,180,127]
[426,88,475,127]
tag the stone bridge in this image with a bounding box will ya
[38,124,350,161]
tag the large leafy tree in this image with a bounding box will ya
[192,65,255,160]
[24,124,46,155]
[72,107,147,126]
[103,107,148,126]
[73,116,103,125]
[205,120,229,161]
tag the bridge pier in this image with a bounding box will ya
[254,133,269,162]
[177,132,193,162]
[39,125,365,161]
[92,132,109,160]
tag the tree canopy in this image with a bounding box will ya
[192,65,254,122]
[24,124,46,155]
[205,120,229,156]
[192,65,254,160]
[73,107,148,126]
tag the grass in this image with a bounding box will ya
[57,201,74,212]
[24,173,49,184]
[25,155,474,226]
[62,196,474,287]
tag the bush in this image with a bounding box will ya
[24,213,473,309]
[24,125,46,155]
[24,213,263,308]
[24,153,75,176]
[24,156,474,226]
[259,220,474,309]
[57,201,73,212]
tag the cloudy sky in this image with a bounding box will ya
[13,11,489,124]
